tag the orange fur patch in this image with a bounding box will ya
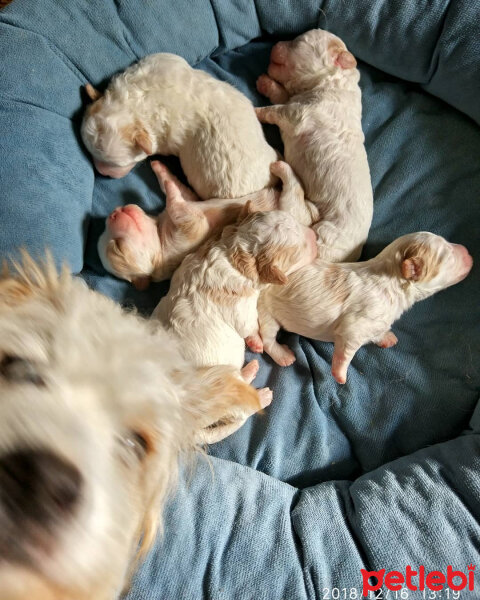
[401,242,440,282]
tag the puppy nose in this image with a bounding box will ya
[0,450,82,526]
[452,243,473,271]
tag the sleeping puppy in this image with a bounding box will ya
[256,28,373,262]
[152,200,318,438]
[252,233,472,383]
[98,160,318,287]
[81,53,277,198]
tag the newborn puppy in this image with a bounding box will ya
[254,233,472,383]
[81,53,277,198]
[98,160,318,286]
[256,28,373,262]
[153,202,318,438]
[0,254,263,600]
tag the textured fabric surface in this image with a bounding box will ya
[0,0,479,598]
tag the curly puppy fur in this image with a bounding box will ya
[256,28,373,262]
[0,254,261,600]
[98,160,319,286]
[256,233,473,383]
[153,203,318,439]
[81,53,277,197]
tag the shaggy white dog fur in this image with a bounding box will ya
[0,255,262,600]
[98,160,318,286]
[256,28,373,262]
[253,233,473,383]
[81,53,277,198]
[153,203,318,438]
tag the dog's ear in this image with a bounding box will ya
[237,200,255,223]
[132,275,151,291]
[258,262,288,285]
[229,247,258,280]
[164,180,207,237]
[401,256,425,281]
[133,127,153,156]
[400,242,432,282]
[85,83,102,102]
[256,246,289,285]
[329,43,357,70]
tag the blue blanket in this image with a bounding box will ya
[0,1,479,598]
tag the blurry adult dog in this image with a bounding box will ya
[0,254,261,600]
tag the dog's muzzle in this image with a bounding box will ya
[0,449,83,559]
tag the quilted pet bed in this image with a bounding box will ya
[0,0,479,598]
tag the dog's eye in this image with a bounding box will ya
[121,431,149,461]
[0,355,45,386]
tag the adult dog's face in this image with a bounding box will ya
[0,257,202,599]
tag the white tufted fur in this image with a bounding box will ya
[81,53,277,197]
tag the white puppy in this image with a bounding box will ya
[256,28,373,262]
[153,202,318,437]
[253,233,473,383]
[81,53,277,198]
[98,160,318,286]
[0,254,263,600]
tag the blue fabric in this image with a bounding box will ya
[0,0,479,598]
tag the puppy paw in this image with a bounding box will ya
[241,359,259,384]
[258,387,273,408]
[331,365,347,385]
[269,343,296,367]
[376,331,398,349]
[245,334,264,353]
[269,160,291,180]
[257,74,290,104]
[256,74,275,97]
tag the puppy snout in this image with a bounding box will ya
[451,243,473,278]
[0,449,83,527]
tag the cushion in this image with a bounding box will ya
[0,0,479,597]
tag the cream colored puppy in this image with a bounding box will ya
[153,202,318,437]
[256,28,373,262]
[0,254,262,600]
[81,53,277,197]
[98,160,317,287]
[254,233,473,383]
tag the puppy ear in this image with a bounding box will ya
[229,247,258,280]
[132,275,151,290]
[329,44,357,70]
[164,180,207,235]
[256,247,289,285]
[85,83,102,101]
[258,262,288,285]
[133,127,153,156]
[237,200,255,222]
[401,256,424,281]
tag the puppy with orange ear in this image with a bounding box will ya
[81,53,277,197]
[153,196,318,439]
[253,233,473,383]
[256,29,373,263]
[98,160,318,288]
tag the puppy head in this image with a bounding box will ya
[228,206,318,285]
[81,85,154,179]
[98,204,161,290]
[268,28,357,94]
[388,232,473,297]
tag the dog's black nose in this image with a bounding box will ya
[0,449,82,526]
